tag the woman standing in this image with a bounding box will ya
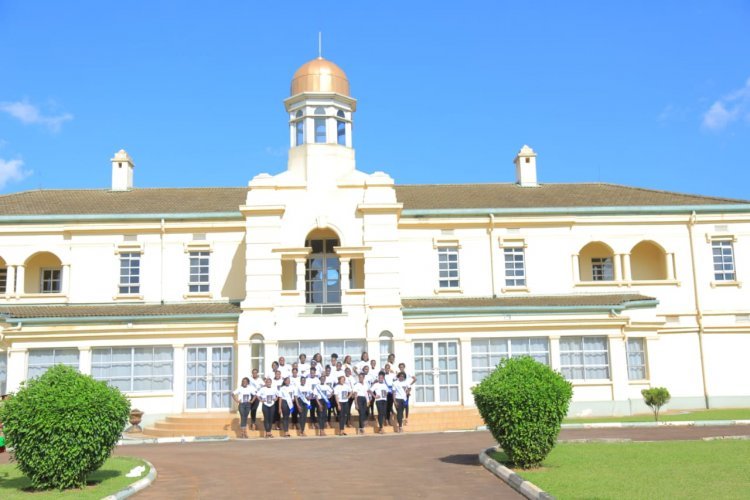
[334,375,353,436]
[278,377,295,438]
[248,368,264,431]
[295,376,314,436]
[383,364,396,425]
[315,374,333,436]
[393,372,417,433]
[352,373,370,435]
[256,377,279,438]
[232,377,255,438]
[369,372,389,434]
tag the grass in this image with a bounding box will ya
[491,440,750,499]
[564,407,750,424]
[0,456,148,500]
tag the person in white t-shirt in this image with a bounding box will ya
[278,357,292,378]
[307,367,321,427]
[354,351,370,374]
[334,375,353,436]
[352,373,371,435]
[344,368,358,428]
[328,353,339,372]
[256,378,279,438]
[278,377,295,438]
[342,355,353,373]
[369,372,389,434]
[232,377,256,438]
[248,369,264,431]
[397,362,411,424]
[295,376,314,436]
[383,364,396,425]
[315,374,334,436]
[298,353,310,377]
[393,371,416,433]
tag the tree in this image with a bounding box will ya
[642,387,671,422]
[472,356,573,469]
[0,364,130,490]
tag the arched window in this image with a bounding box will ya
[294,110,304,146]
[630,241,667,280]
[305,229,341,312]
[336,110,346,146]
[250,334,265,374]
[578,242,614,281]
[314,107,326,143]
[24,251,63,293]
[379,331,394,368]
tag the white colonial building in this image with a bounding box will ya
[1,57,749,425]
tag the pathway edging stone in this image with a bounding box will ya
[101,459,157,500]
[478,446,554,500]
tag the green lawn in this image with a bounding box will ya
[491,440,750,500]
[564,407,750,424]
[0,456,148,500]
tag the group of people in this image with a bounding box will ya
[232,352,416,438]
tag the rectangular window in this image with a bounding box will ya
[591,257,614,281]
[40,268,62,293]
[0,351,7,395]
[0,267,6,294]
[314,117,326,143]
[471,337,549,382]
[189,251,210,293]
[626,338,647,380]
[277,339,367,367]
[438,246,460,288]
[379,338,394,367]
[92,347,173,392]
[119,252,141,294]
[504,247,527,287]
[250,341,265,374]
[560,336,610,380]
[712,240,736,281]
[295,120,304,146]
[27,348,79,379]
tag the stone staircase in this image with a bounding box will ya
[142,406,483,438]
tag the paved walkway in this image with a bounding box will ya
[117,431,521,499]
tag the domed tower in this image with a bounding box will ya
[284,57,358,182]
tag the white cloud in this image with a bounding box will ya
[702,78,750,131]
[0,100,73,132]
[0,158,32,189]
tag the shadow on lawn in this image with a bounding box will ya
[439,454,479,466]
[0,469,120,493]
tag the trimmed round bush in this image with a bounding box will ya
[0,364,130,490]
[472,356,573,468]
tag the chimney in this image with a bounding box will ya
[111,149,134,191]
[514,145,538,187]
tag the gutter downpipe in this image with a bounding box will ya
[160,218,165,305]
[687,211,710,409]
[488,214,497,297]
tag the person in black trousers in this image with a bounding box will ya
[334,375,352,436]
[257,377,279,438]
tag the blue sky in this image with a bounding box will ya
[1,1,749,199]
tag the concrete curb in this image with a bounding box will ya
[561,419,750,430]
[102,459,157,500]
[118,435,230,446]
[478,446,554,500]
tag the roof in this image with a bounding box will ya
[401,293,657,315]
[0,183,746,219]
[0,302,241,323]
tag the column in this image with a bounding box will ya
[264,341,279,377]
[62,264,71,296]
[572,255,580,283]
[613,254,622,282]
[295,258,306,293]
[5,347,28,393]
[5,265,15,299]
[393,339,411,375]
[78,346,92,375]
[666,253,675,280]
[15,265,25,296]
[459,337,474,407]
[609,336,630,407]
[172,344,185,413]
[339,257,350,292]
[622,253,632,282]
[548,336,561,371]
[236,340,251,384]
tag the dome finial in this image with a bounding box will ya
[318,32,323,59]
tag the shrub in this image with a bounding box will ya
[0,364,130,490]
[642,387,671,422]
[473,356,573,469]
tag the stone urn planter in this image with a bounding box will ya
[126,409,144,433]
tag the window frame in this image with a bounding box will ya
[314,107,326,144]
[92,346,174,393]
[437,246,460,289]
[625,338,648,380]
[0,267,6,294]
[118,252,141,295]
[711,239,736,282]
[40,267,62,293]
[591,257,614,282]
[559,336,611,381]
[27,348,79,379]
[471,337,550,383]
[188,250,210,293]
[503,246,527,287]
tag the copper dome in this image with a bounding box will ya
[290,57,350,96]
